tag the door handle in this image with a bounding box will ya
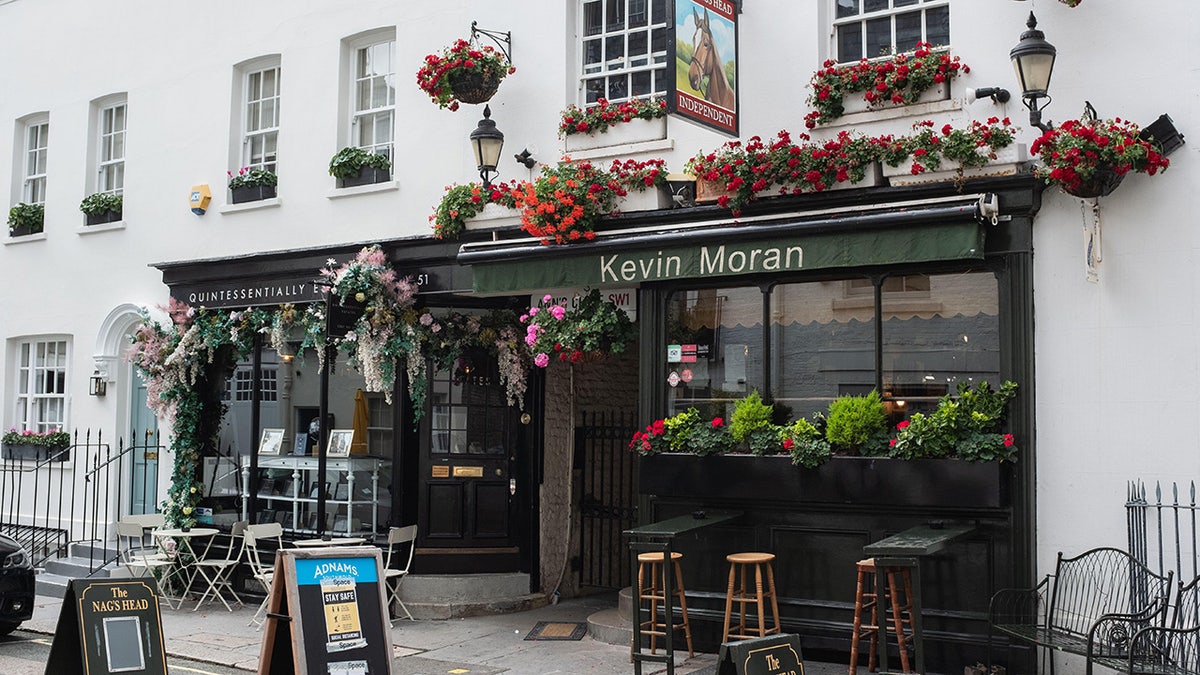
[145,429,157,439]
[509,478,517,496]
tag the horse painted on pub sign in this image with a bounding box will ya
[688,7,736,111]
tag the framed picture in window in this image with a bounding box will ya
[327,429,354,458]
[258,428,285,456]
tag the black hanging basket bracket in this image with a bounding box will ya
[471,21,512,64]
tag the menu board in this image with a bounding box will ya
[46,579,167,674]
[259,547,392,675]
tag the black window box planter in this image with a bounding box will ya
[9,223,41,237]
[338,166,391,189]
[2,443,68,462]
[231,185,277,204]
[85,209,122,226]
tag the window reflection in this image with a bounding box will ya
[666,287,763,419]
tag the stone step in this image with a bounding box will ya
[587,607,632,646]
[43,555,111,578]
[401,592,547,621]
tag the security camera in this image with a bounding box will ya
[966,87,1012,104]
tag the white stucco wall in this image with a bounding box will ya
[1,0,1198,582]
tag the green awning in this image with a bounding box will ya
[468,218,984,294]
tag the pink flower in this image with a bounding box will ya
[534,353,550,368]
[419,313,433,326]
[550,306,566,320]
[543,294,554,303]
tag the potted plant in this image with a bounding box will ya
[8,202,44,237]
[1030,116,1170,197]
[890,380,1020,462]
[416,38,515,111]
[559,97,669,151]
[2,427,71,461]
[227,167,278,204]
[430,181,519,239]
[804,43,969,128]
[880,117,1022,187]
[79,191,123,225]
[328,147,393,188]
[521,289,636,367]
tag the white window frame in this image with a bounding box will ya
[10,337,70,435]
[96,100,127,194]
[23,116,49,204]
[831,0,950,63]
[242,64,280,173]
[349,37,395,162]
[577,0,670,105]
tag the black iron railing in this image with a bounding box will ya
[1128,479,1199,591]
[575,410,639,592]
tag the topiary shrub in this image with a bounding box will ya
[730,390,773,444]
[825,390,889,456]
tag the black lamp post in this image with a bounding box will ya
[1010,11,1057,132]
[470,105,505,189]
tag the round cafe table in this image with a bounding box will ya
[151,527,220,608]
[292,536,366,547]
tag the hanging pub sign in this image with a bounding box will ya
[46,579,167,675]
[669,0,739,136]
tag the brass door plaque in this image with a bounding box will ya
[452,466,484,478]
[431,465,450,478]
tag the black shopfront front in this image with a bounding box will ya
[459,173,1041,670]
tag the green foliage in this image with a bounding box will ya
[747,427,784,456]
[2,428,71,448]
[690,418,737,456]
[890,380,1019,462]
[8,202,44,235]
[730,390,773,443]
[663,408,703,452]
[79,192,123,216]
[788,436,832,469]
[227,167,278,189]
[825,391,889,455]
[328,146,393,179]
[523,289,636,366]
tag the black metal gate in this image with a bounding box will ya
[575,410,639,592]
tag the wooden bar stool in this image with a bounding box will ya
[632,551,694,660]
[849,558,914,674]
[721,552,781,642]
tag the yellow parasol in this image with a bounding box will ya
[351,388,370,454]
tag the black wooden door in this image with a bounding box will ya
[418,354,517,554]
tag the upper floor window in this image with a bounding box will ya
[11,338,69,435]
[97,101,127,194]
[23,117,49,204]
[579,0,669,104]
[243,65,280,173]
[833,0,949,62]
[351,38,395,162]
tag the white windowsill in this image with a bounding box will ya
[78,220,126,235]
[219,197,282,214]
[825,98,963,130]
[4,232,47,245]
[568,138,674,161]
[326,180,400,200]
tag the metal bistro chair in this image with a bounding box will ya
[192,520,248,612]
[383,525,417,623]
[244,522,284,628]
[116,520,177,608]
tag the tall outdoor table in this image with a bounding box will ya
[863,523,974,675]
[625,510,742,675]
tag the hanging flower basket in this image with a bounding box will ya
[448,69,501,105]
[1063,165,1125,198]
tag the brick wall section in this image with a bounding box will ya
[538,349,639,598]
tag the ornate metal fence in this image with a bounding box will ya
[1128,479,1199,589]
[575,410,639,592]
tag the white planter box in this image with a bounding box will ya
[882,144,1029,187]
[841,81,948,116]
[565,117,668,152]
[830,162,883,191]
[614,187,671,214]
[463,202,522,231]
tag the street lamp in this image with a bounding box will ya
[469,105,505,189]
[1010,11,1057,132]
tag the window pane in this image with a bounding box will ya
[895,0,919,6]
[651,0,666,24]
[864,0,888,12]
[371,75,389,109]
[654,67,667,92]
[770,281,875,419]
[629,30,648,64]
[113,104,126,131]
[895,10,922,51]
[584,1,602,36]
[607,75,628,100]
[926,6,950,47]
[357,80,372,111]
[262,98,278,127]
[632,70,651,97]
[605,0,623,32]
[837,0,859,18]
[882,271,999,421]
[651,27,666,54]
[629,0,647,27]
[584,39,602,73]
[667,287,764,418]
[837,24,862,61]
[586,77,604,103]
[866,16,892,56]
[605,35,624,70]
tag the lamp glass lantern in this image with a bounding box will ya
[89,370,107,396]
[470,105,505,189]
[1010,11,1057,131]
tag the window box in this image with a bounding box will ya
[883,144,1029,187]
[463,203,522,231]
[841,81,948,117]
[615,187,672,214]
[231,185,278,204]
[339,166,391,189]
[9,223,38,237]
[639,453,1003,509]
[565,117,668,153]
[85,208,122,226]
[2,443,68,462]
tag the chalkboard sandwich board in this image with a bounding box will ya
[46,579,167,675]
[716,634,805,675]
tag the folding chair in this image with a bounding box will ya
[116,520,178,608]
[383,525,417,623]
[244,522,284,628]
[192,520,247,612]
